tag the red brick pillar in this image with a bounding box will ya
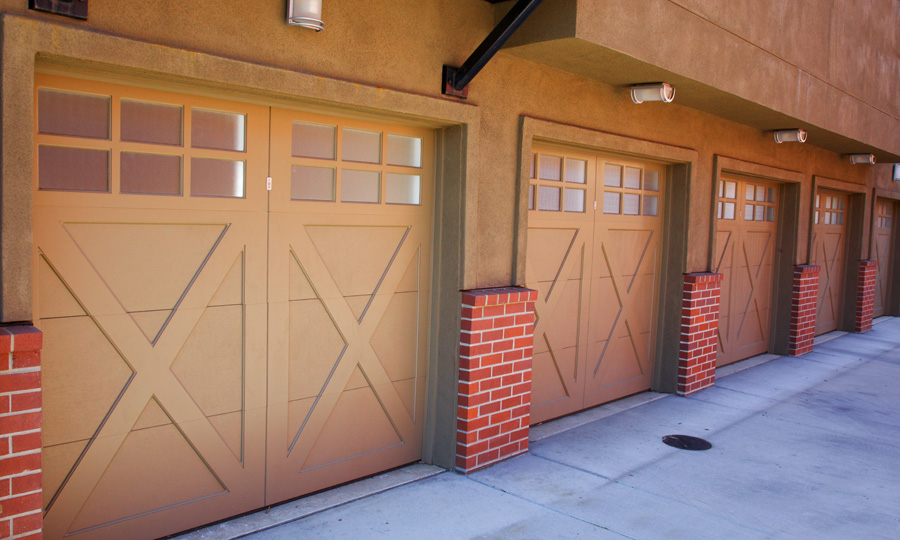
[0,326,43,540]
[677,273,722,396]
[854,260,878,333]
[456,287,535,473]
[788,265,820,355]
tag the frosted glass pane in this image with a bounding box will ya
[341,170,380,203]
[825,196,832,209]
[386,173,421,205]
[717,201,723,219]
[192,109,245,151]
[766,206,775,222]
[644,195,659,216]
[624,167,641,189]
[645,170,660,192]
[717,180,724,198]
[538,186,560,211]
[603,192,620,214]
[121,153,181,195]
[39,146,109,192]
[824,212,832,225]
[191,158,244,198]
[767,187,776,203]
[723,202,735,220]
[745,204,754,220]
[539,155,561,181]
[528,185,534,210]
[529,154,536,179]
[756,188,766,202]
[604,164,622,187]
[838,198,845,210]
[291,165,334,201]
[814,210,819,224]
[121,100,182,146]
[566,159,586,184]
[624,193,640,215]
[564,188,585,212]
[292,122,335,159]
[755,205,765,221]
[38,89,110,140]
[342,128,381,164]
[386,134,421,167]
[836,213,844,225]
[815,194,820,208]
[745,184,755,201]
[725,181,737,199]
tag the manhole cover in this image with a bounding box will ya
[662,434,712,451]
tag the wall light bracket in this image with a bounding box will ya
[630,83,675,104]
[773,129,807,143]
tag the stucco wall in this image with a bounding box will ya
[0,0,886,306]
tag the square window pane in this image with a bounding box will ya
[756,188,766,202]
[767,187,776,203]
[603,192,620,214]
[192,109,246,151]
[539,155,562,181]
[745,184,755,201]
[717,201,723,219]
[121,100,182,146]
[644,195,659,216]
[292,122,336,160]
[645,170,660,192]
[837,213,844,225]
[291,165,334,201]
[725,181,737,199]
[38,89,110,140]
[341,170,381,203]
[528,185,535,210]
[564,188,585,212]
[604,164,622,187]
[538,186,561,211]
[624,167,641,189]
[825,196,833,209]
[838,198,845,210]
[766,206,775,222]
[191,158,244,198]
[624,193,640,215]
[386,134,422,167]
[718,180,724,198]
[755,205,765,221]
[121,152,181,195]
[39,146,109,192]
[824,212,832,224]
[724,202,735,220]
[565,159,586,184]
[386,173,421,205]
[815,210,819,224]
[745,204,754,220]
[342,128,381,164]
[815,194,820,208]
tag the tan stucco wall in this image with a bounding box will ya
[0,1,888,320]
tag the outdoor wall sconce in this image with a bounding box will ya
[773,129,807,143]
[630,83,675,104]
[849,153,876,164]
[287,0,324,31]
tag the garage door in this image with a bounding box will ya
[33,73,433,539]
[873,199,895,318]
[714,177,778,366]
[525,147,664,423]
[811,189,848,335]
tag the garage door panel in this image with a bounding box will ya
[873,200,895,317]
[527,228,581,281]
[813,191,848,335]
[531,348,575,406]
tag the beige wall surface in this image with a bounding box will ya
[0,1,889,319]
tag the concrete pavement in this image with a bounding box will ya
[185,317,900,540]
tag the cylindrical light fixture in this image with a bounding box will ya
[773,129,807,143]
[630,83,675,104]
[849,153,876,164]
[288,0,324,31]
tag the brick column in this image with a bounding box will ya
[456,287,535,473]
[0,326,43,540]
[677,273,722,396]
[788,265,819,355]
[854,260,878,333]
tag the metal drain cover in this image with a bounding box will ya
[662,434,712,451]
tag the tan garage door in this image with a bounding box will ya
[873,199,895,318]
[811,189,848,335]
[714,177,778,366]
[525,147,664,423]
[33,73,433,539]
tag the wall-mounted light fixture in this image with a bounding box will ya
[848,153,876,165]
[773,129,807,144]
[630,83,675,104]
[288,0,324,31]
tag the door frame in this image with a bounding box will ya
[710,156,803,357]
[515,116,698,395]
